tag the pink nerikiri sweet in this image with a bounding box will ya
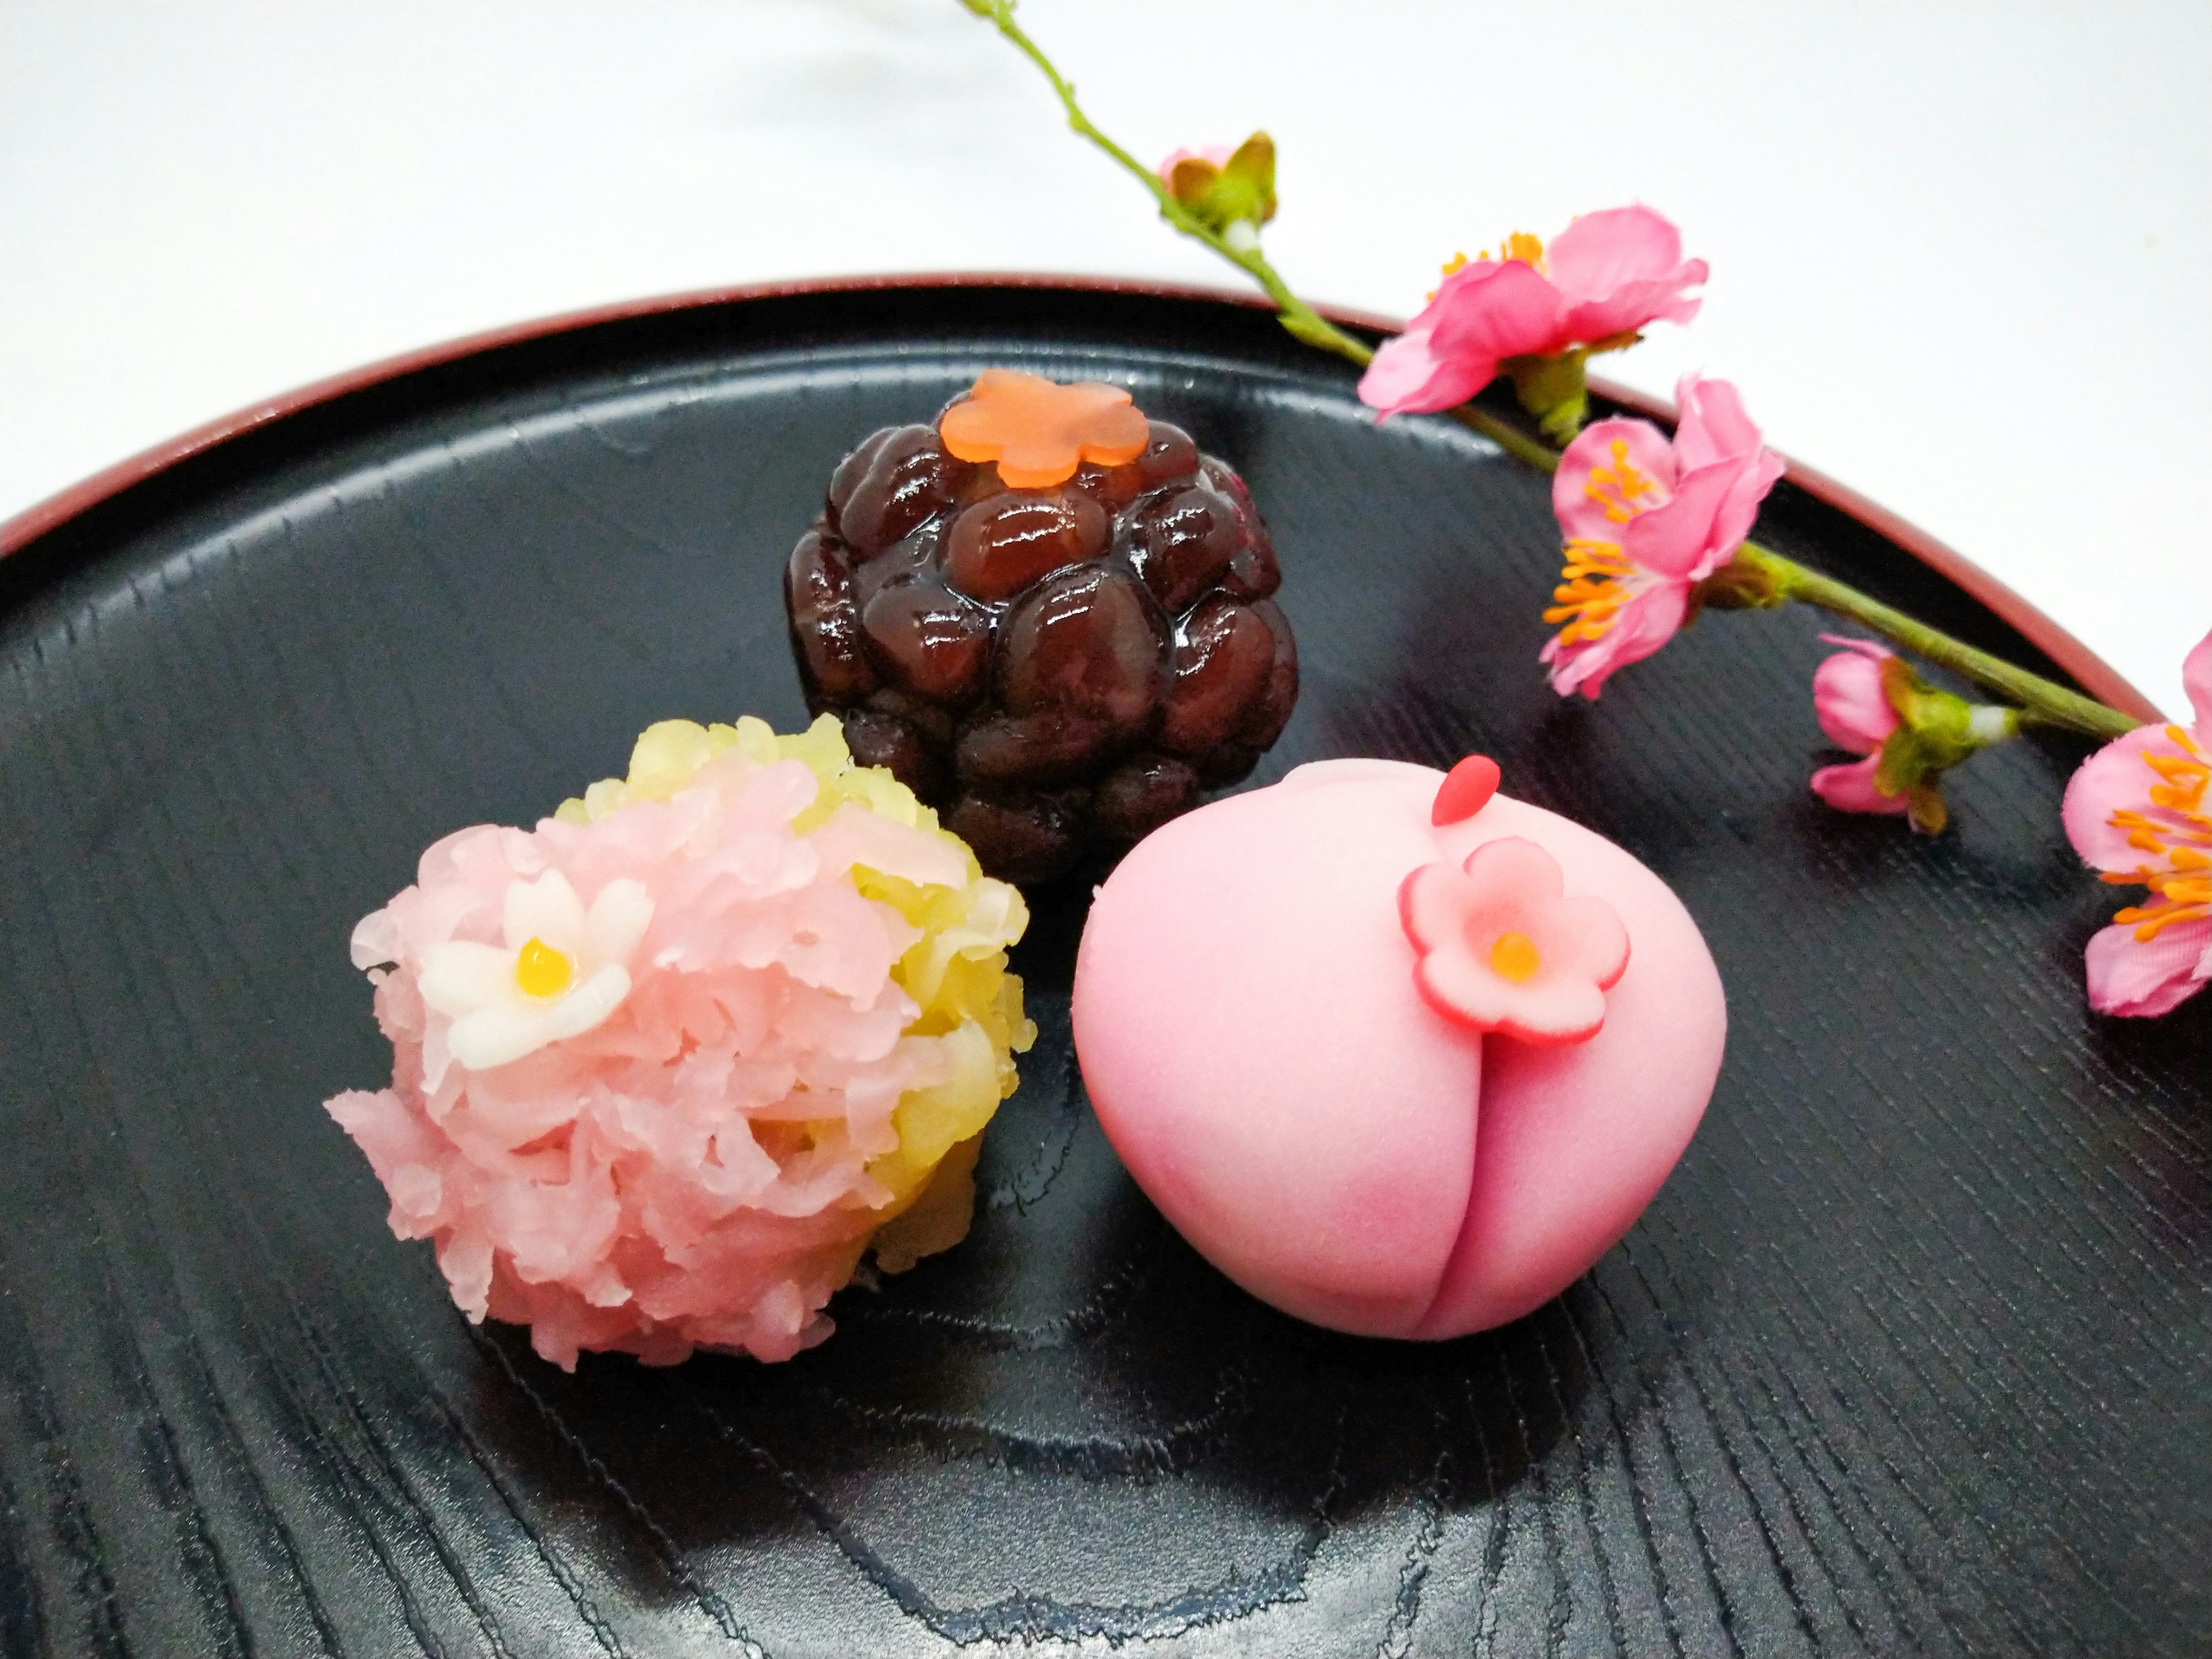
[1808,636,1911,816]
[1540,376,1785,699]
[1358,206,1706,417]
[2061,630,2211,1017]
[1071,758,1725,1340]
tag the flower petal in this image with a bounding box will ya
[1459,835,1568,904]
[2184,628,2210,738]
[2084,916,2210,1017]
[1428,257,1566,371]
[1545,207,1706,343]
[1671,375,1761,472]
[445,1002,555,1071]
[505,868,588,953]
[2062,723,2196,872]
[1363,259,1563,416]
[445,965,631,1070]
[585,877,654,969]
[1554,417,1678,546]
[1357,320,1488,418]
[1710,446,1785,559]
[1398,859,1476,955]
[1811,639,1899,752]
[537,964,634,1045]
[1810,755,1909,815]
[1533,894,1631,990]
[1541,580,1692,700]
[417,940,520,1018]
[1623,458,1747,582]
[1487,978,1611,1046]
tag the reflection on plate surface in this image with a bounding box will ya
[0,285,2203,1656]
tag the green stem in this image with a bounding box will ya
[1446,405,1569,476]
[960,0,2144,743]
[960,0,1374,366]
[1731,546,2137,738]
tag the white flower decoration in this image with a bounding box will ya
[417,870,654,1071]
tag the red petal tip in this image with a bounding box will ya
[1431,755,1502,825]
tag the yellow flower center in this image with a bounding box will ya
[514,937,574,998]
[1540,440,1665,648]
[1477,230,1547,271]
[1427,233,1546,299]
[1490,930,1543,983]
[1584,438,1660,525]
[1543,540,1640,645]
[2103,725,2211,941]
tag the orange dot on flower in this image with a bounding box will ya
[937,369,1150,489]
[1490,931,1543,983]
[515,937,574,999]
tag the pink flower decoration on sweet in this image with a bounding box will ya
[2061,630,2211,1017]
[1808,636,1911,817]
[1399,836,1630,1045]
[1358,207,1706,416]
[1539,376,1785,698]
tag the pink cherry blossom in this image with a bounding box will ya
[1358,207,1706,417]
[1398,835,1630,1045]
[1539,376,1785,698]
[1808,637,1911,817]
[2061,630,2211,1017]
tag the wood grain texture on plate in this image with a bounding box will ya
[0,285,2204,1657]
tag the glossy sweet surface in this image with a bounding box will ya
[1073,758,1725,1339]
[786,394,1295,884]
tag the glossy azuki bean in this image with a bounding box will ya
[831,425,965,556]
[860,578,993,705]
[997,565,1166,729]
[1160,597,1276,756]
[785,527,876,702]
[942,489,1108,603]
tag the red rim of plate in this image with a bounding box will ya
[0,272,2159,724]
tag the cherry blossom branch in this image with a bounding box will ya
[1724,550,2138,737]
[960,0,2142,741]
[956,0,1363,364]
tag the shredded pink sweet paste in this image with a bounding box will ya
[326,718,1031,1370]
[1399,835,1630,1044]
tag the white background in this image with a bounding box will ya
[3,0,2206,716]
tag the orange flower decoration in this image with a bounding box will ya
[938,369,1149,488]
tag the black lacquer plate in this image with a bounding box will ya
[1,282,2205,1658]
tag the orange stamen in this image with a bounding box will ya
[1583,438,1659,525]
[2098,726,2212,940]
[1542,540,1638,644]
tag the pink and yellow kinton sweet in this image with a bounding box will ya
[1073,754,1724,1340]
[328,716,1033,1369]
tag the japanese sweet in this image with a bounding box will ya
[327,716,1034,1369]
[785,369,1297,884]
[1071,754,1725,1339]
